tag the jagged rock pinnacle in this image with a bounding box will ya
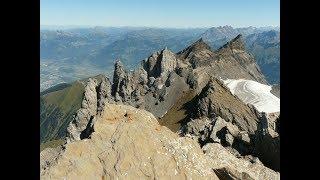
[220,34,245,50]
[113,60,125,81]
[177,38,212,57]
[114,59,123,68]
[66,78,98,142]
[234,34,242,39]
[176,38,214,68]
[191,38,211,51]
[193,37,209,47]
[144,48,177,78]
[112,59,126,96]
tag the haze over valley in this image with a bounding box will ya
[40,25,280,91]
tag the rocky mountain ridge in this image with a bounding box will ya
[40,36,280,178]
[40,26,280,91]
[200,27,280,83]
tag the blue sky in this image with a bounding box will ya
[40,0,280,28]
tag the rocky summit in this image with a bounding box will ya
[40,36,280,179]
[41,104,279,180]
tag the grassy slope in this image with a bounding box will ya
[44,81,84,112]
[158,90,197,132]
[40,74,106,145]
[40,81,84,143]
[40,139,65,152]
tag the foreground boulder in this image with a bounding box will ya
[41,104,219,179]
[41,104,279,179]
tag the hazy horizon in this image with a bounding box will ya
[40,24,280,30]
[41,0,279,28]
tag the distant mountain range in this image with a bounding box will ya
[40,26,279,91]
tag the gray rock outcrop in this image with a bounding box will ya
[97,77,112,114]
[271,84,280,98]
[203,143,280,180]
[67,76,113,142]
[253,112,280,171]
[40,147,62,172]
[66,78,98,142]
[144,47,178,78]
[188,77,260,134]
[180,77,280,171]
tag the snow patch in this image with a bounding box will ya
[223,79,280,113]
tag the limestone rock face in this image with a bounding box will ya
[143,48,178,78]
[40,147,62,172]
[112,60,126,96]
[97,77,113,114]
[134,66,148,85]
[108,54,191,119]
[177,38,215,68]
[219,34,246,51]
[160,48,178,77]
[184,117,213,143]
[67,76,113,142]
[111,60,135,102]
[41,104,219,179]
[190,77,260,134]
[176,36,267,85]
[180,77,280,171]
[203,143,280,180]
[66,78,98,142]
[271,84,280,98]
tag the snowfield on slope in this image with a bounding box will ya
[223,79,280,113]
